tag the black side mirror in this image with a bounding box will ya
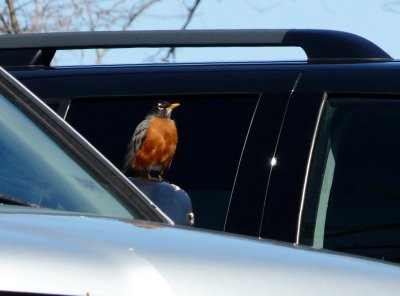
[129,177,194,226]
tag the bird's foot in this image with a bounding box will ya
[146,174,164,182]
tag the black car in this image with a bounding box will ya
[2,29,400,263]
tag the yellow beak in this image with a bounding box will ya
[167,103,180,110]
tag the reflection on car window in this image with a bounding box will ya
[0,90,133,219]
[299,97,400,263]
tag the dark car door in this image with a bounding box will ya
[263,65,400,264]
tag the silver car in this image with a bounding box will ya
[1,208,400,295]
[0,66,399,295]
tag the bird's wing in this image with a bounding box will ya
[122,118,150,173]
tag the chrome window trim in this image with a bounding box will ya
[295,92,328,245]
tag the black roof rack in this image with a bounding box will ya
[0,29,393,67]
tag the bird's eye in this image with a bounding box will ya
[157,103,163,109]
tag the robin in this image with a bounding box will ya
[122,101,180,180]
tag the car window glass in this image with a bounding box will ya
[66,95,258,230]
[299,97,400,263]
[0,88,134,219]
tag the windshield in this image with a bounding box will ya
[0,85,135,219]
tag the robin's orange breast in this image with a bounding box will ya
[133,117,178,175]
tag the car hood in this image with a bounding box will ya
[0,210,400,296]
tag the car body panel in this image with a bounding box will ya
[0,209,400,295]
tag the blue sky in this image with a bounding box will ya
[190,0,400,57]
[55,0,400,64]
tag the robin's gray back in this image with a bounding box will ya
[122,118,150,173]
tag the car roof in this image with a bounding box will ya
[0,29,393,67]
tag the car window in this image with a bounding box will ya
[65,94,258,230]
[0,75,139,220]
[299,97,400,263]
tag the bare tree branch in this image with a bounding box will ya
[383,0,400,13]
[181,0,201,29]
[245,0,281,13]
[161,0,202,62]
[0,13,10,33]
[0,0,203,63]
[94,0,160,64]
[6,0,21,33]
[121,0,160,30]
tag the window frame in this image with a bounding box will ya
[297,93,400,263]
